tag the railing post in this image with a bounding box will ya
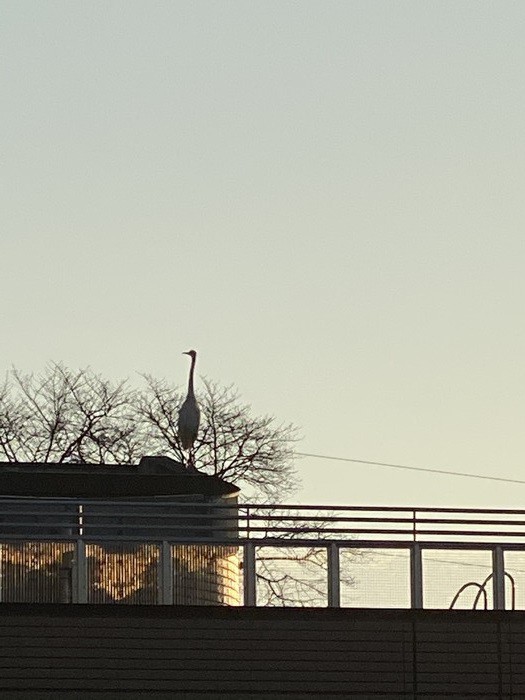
[410,543,423,609]
[243,542,256,606]
[492,546,505,610]
[327,543,341,607]
[160,541,173,605]
[73,539,87,604]
[245,506,251,539]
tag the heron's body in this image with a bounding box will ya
[177,394,200,450]
[178,350,200,464]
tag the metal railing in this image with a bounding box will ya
[1,498,525,609]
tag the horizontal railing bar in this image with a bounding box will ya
[2,525,525,538]
[244,514,417,523]
[243,504,525,515]
[3,500,525,521]
[3,534,525,550]
[0,507,237,520]
[248,540,523,548]
[0,499,240,510]
[0,519,525,538]
[242,539,525,549]
[4,497,525,517]
[6,499,525,547]
[5,509,525,528]
[3,512,524,526]
[0,535,241,544]
[246,527,411,534]
[0,527,241,536]
[0,517,239,527]
[415,529,525,537]
[0,512,241,522]
[229,525,525,536]
[2,536,525,549]
[246,514,525,526]
[4,500,525,517]
[5,526,525,539]
[414,518,525,527]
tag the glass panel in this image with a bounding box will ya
[341,548,411,608]
[0,541,75,603]
[422,549,493,609]
[503,550,525,610]
[255,546,327,606]
[86,543,159,604]
[171,544,241,606]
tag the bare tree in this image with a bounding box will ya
[256,546,330,606]
[248,508,360,606]
[0,364,141,465]
[139,376,297,499]
[0,364,297,500]
[0,363,357,605]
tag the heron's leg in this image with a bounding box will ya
[187,449,197,472]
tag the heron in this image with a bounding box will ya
[177,349,200,470]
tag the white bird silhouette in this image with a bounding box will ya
[177,349,200,470]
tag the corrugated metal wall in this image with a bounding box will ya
[0,605,522,698]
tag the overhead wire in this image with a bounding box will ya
[295,452,525,486]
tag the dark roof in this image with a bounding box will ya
[0,456,239,499]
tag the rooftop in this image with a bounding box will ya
[0,457,239,499]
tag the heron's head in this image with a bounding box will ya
[183,349,197,359]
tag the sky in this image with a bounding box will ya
[2,1,525,509]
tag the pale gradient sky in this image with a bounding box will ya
[2,1,525,508]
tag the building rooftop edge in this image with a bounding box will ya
[0,456,240,499]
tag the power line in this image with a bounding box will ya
[295,452,525,486]
[371,549,512,571]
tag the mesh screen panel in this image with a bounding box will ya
[423,549,493,609]
[86,543,159,604]
[502,550,525,610]
[255,546,327,606]
[0,541,75,603]
[172,544,240,606]
[340,547,411,608]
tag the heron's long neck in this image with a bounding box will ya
[187,355,196,397]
